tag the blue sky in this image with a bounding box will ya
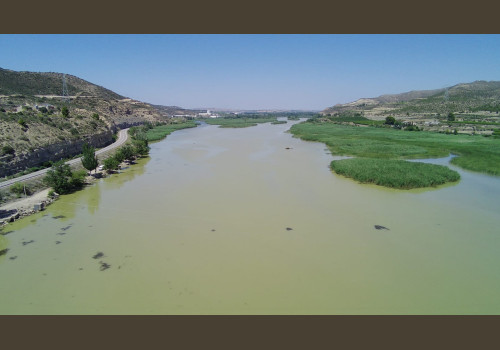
[1,34,500,110]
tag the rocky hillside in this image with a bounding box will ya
[0,68,124,99]
[0,67,192,178]
[323,81,500,118]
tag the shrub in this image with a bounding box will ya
[132,139,149,156]
[1,145,15,155]
[92,113,100,120]
[10,183,30,196]
[43,161,82,194]
[118,144,135,161]
[113,149,125,163]
[103,157,120,171]
[61,106,69,118]
[385,116,396,125]
[18,118,27,127]
[405,125,420,131]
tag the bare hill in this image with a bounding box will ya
[0,67,192,178]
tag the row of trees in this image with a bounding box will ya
[43,135,149,194]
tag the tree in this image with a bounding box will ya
[113,149,126,163]
[447,112,455,122]
[103,157,120,171]
[61,106,69,118]
[43,161,76,194]
[132,139,149,156]
[385,116,396,125]
[81,142,98,174]
[118,144,135,161]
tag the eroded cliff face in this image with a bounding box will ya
[0,130,113,178]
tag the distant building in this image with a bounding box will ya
[197,110,219,118]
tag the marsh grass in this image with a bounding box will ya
[204,117,278,128]
[331,158,460,189]
[291,122,500,175]
[145,122,198,141]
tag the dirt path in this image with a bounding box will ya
[0,188,51,215]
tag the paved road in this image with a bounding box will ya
[0,128,129,190]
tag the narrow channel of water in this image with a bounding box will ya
[1,120,500,314]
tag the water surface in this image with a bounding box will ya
[1,121,500,314]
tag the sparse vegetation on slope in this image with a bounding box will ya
[0,67,193,178]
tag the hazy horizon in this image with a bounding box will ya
[1,34,500,110]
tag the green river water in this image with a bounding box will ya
[1,120,500,314]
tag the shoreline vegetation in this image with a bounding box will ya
[139,121,198,141]
[0,121,198,227]
[290,119,500,189]
[202,112,315,128]
[204,116,280,128]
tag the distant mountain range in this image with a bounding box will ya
[322,80,500,117]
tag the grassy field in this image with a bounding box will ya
[204,117,279,128]
[290,121,500,188]
[145,122,198,141]
[331,158,460,189]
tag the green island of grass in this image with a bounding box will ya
[204,116,279,128]
[290,120,500,189]
[331,158,460,189]
[145,121,198,141]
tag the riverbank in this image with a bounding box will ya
[0,160,142,229]
[290,120,500,188]
[0,122,197,229]
[0,188,54,225]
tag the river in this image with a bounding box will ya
[1,120,500,314]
